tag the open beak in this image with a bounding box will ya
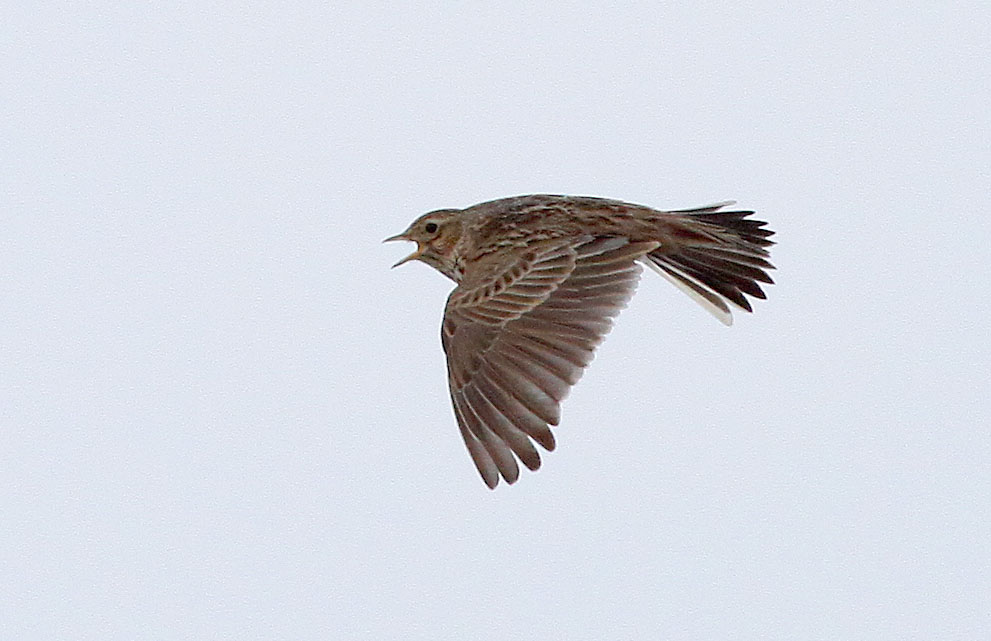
[383,232,422,268]
[382,232,408,243]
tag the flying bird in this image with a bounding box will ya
[385,194,775,488]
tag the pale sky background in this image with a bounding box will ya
[2,2,989,640]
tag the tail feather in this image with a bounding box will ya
[643,204,776,325]
[644,259,735,325]
[671,200,738,214]
[691,212,776,248]
[679,247,773,285]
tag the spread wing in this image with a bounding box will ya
[441,237,660,488]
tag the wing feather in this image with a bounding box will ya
[442,238,656,487]
[453,389,519,484]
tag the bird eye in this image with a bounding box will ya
[424,222,438,234]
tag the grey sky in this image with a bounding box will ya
[2,2,989,639]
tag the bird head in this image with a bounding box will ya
[384,208,463,281]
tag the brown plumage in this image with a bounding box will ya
[385,194,775,488]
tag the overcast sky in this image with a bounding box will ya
[3,2,989,640]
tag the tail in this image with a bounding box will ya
[642,202,775,326]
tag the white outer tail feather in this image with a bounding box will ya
[640,257,735,326]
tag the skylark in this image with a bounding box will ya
[385,194,775,488]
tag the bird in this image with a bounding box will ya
[384,194,775,488]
